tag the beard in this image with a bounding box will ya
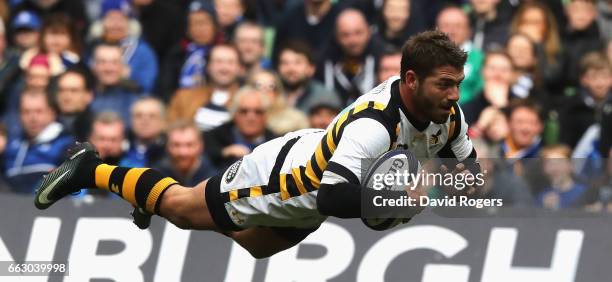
[281,77,308,92]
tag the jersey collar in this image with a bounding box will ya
[390,79,430,131]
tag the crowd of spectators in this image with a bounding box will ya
[0,0,609,212]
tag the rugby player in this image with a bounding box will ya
[34,30,479,258]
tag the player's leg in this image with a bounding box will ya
[227,225,318,259]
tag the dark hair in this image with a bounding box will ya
[400,30,467,83]
[56,66,95,91]
[277,40,315,65]
[505,98,544,122]
[40,13,82,55]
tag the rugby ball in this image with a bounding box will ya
[361,149,420,231]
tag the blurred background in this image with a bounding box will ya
[0,0,609,212]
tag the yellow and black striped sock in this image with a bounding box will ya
[93,164,178,214]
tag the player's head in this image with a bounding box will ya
[399,30,467,124]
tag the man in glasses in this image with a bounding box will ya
[204,87,276,170]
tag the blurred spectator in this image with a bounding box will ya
[561,0,604,91]
[54,68,94,141]
[131,0,185,63]
[4,92,73,193]
[277,40,341,113]
[158,0,217,100]
[3,54,53,137]
[373,0,426,50]
[89,0,158,92]
[317,9,384,105]
[468,107,509,152]
[377,49,401,83]
[598,0,612,41]
[472,138,534,207]
[560,52,611,148]
[233,21,271,78]
[168,44,243,131]
[463,50,516,124]
[467,0,510,51]
[11,0,89,36]
[90,43,142,124]
[214,0,245,42]
[502,99,543,176]
[153,121,217,186]
[583,149,612,212]
[88,111,125,164]
[308,103,339,129]
[506,33,544,99]
[436,5,484,105]
[10,10,41,52]
[510,2,563,95]
[120,97,166,167]
[536,144,588,209]
[273,0,341,63]
[0,20,21,116]
[19,13,82,76]
[248,70,308,135]
[204,86,276,169]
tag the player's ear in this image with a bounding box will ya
[404,70,418,90]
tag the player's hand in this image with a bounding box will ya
[440,163,477,196]
[222,144,251,158]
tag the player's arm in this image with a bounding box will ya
[316,119,411,218]
[437,104,481,173]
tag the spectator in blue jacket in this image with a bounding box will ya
[91,0,159,92]
[4,92,73,193]
[90,43,143,125]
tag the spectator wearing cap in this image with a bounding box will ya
[11,0,89,36]
[153,121,217,187]
[131,0,185,65]
[233,21,271,79]
[90,43,143,125]
[10,10,41,52]
[158,0,218,101]
[88,0,158,93]
[277,40,341,114]
[19,14,83,77]
[3,92,74,193]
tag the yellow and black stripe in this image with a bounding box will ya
[94,164,178,213]
[220,100,401,203]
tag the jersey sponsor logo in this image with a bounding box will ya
[225,159,243,183]
[111,184,120,194]
[429,129,442,146]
